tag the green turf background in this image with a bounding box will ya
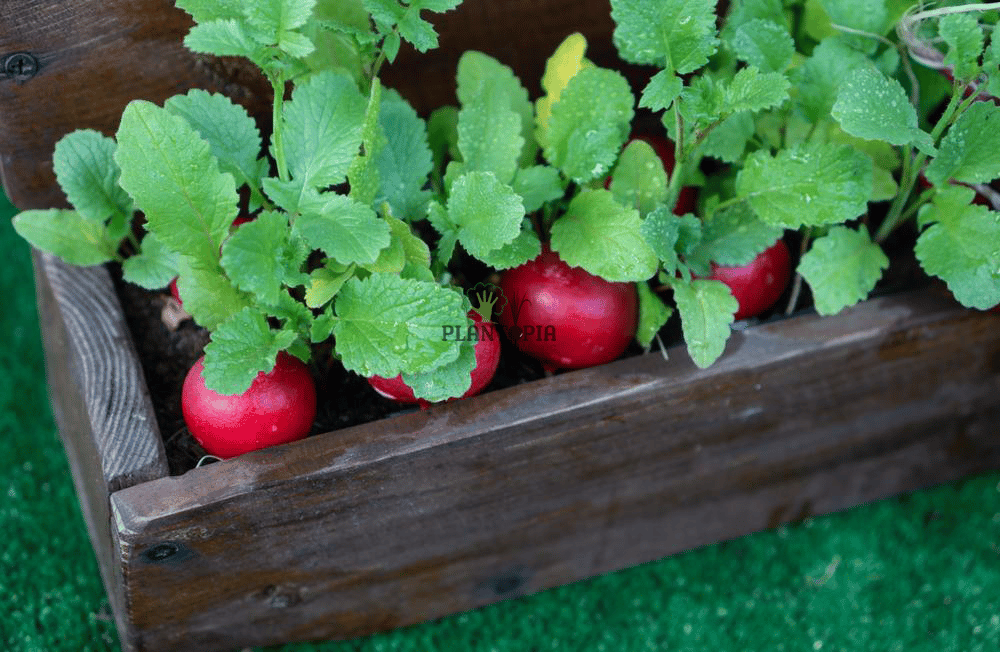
[3,189,1000,652]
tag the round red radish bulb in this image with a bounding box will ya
[498,247,638,370]
[181,351,317,458]
[367,310,501,407]
[703,239,791,320]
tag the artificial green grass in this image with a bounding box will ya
[3,190,1000,652]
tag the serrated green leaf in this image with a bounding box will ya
[12,209,118,266]
[915,186,1000,310]
[792,37,870,123]
[545,66,634,183]
[636,281,673,348]
[737,143,873,228]
[550,189,658,282]
[122,232,179,290]
[184,19,263,61]
[701,111,755,163]
[641,205,686,276]
[457,91,523,185]
[333,274,467,377]
[611,0,719,73]
[282,70,367,192]
[447,171,524,260]
[820,0,889,42]
[724,66,790,114]
[609,139,668,217]
[402,336,477,402]
[292,190,391,265]
[476,222,542,270]
[349,79,385,208]
[175,0,244,23]
[165,90,264,201]
[925,102,1000,187]
[798,225,888,315]
[243,0,316,37]
[52,130,131,224]
[832,67,935,154]
[457,51,537,168]
[220,211,300,306]
[174,257,253,331]
[202,308,299,395]
[427,200,458,265]
[730,19,794,72]
[376,89,433,219]
[511,166,564,214]
[686,203,784,272]
[427,105,460,175]
[670,277,737,368]
[638,69,683,112]
[940,12,984,82]
[115,100,238,265]
[306,262,355,308]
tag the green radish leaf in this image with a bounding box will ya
[940,12,984,82]
[609,139,668,217]
[292,189,391,265]
[792,37,870,123]
[52,130,132,224]
[12,209,119,266]
[638,69,684,111]
[174,258,253,331]
[457,51,537,168]
[701,112,755,163]
[403,336,477,402]
[636,281,673,349]
[349,79,385,208]
[511,166,564,214]
[174,0,244,23]
[457,89,523,186]
[832,67,935,154]
[221,211,304,306]
[723,66,790,114]
[641,205,685,276]
[115,100,238,265]
[798,225,888,315]
[550,188,658,282]
[611,0,719,73]
[730,19,794,73]
[686,203,784,273]
[925,102,1000,187]
[333,273,467,377]
[669,277,737,369]
[545,66,634,184]
[202,308,298,395]
[915,186,1000,310]
[281,70,367,192]
[737,143,873,228]
[305,262,355,309]
[243,0,317,41]
[183,19,264,61]
[820,0,889,43]
[427,106,460,175]
[165,90,265,204]
[476,221,542,270]
[447,171,525,260]
[377,89,433,220]
[122,232,180,290]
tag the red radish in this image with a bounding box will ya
[703,239,791,320]
[367,310,501,407]
[168,215,256,307]
[498,247,638,371]
[181,351,316,458]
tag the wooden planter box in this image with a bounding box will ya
[8,1,1000,651]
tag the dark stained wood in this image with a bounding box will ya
[105,285,1000,651]
[0,0,269,210]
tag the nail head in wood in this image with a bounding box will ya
[3,52,39,81]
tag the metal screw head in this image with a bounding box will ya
[3,53,39,81]
[141,542,180,563]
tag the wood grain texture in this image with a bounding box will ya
[108,286,1000,652]
[0,0,269,210]
[35,251,169,491]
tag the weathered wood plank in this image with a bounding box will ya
[109,286,1000,652]
[0,0,269,210]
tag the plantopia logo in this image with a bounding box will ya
[441,282,557,343]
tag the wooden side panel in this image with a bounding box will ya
[0,0,268,210]
[110,287,1000,652]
